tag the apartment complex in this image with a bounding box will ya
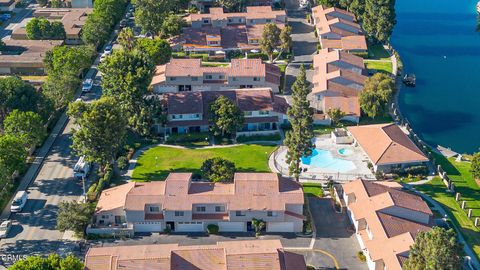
[85,240,307,270]
[311,48,367,123]
[150,58,281,93]
[175,6,286,52]
[341,179,433,270]
[11,8,92,45]
[90,173,304,234]
[0,0,15,11]
[347,123,429,172]
[312,5,367,52]
[0,39,63,75]
[157,88,289,135]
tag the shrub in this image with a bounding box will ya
[201,157,236,182]
[357,251,366,262]
[86,183,98,202]
[391,165,428,177]
[306,265,316,270]
[95,167,113,193]
[207,224,219,234]
[167,132,209,144]
[164,227,172,234]
[117,156,128,170]
[190,53,209,62]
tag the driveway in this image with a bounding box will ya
[308,197,368,270]
[284,0,318,93]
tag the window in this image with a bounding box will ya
[219,75,225,79]
[203,19,209,24]
[170,77,176,81]
[196,206,206,212]
[267,211,278,217]
[244,111,253,116]
[228,18,232,23]
[259,110,269,115]
[175,211,184,216]
[266,19,272,23]
[215,206,225,212]
[253,77,260,81]
[192,77,198,81]
[149,206,160,212]
[232,77,237,81]
[205,75,213,79]
[235,211,245,216]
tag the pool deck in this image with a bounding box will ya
[274,135,375,181]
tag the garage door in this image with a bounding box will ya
[218,222,244,232]
[267,222,294,232]
[176,221,204,232]
[134,222,162,232]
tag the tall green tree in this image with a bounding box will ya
[99,49,155,133]
[404,227,463,270]
[3,110,46,149]
[118,27,136,51]
[359,73,395,119]
[274,26,292,62]
[0,135,27,177]
[349,0,366,20]
[208,95,244,137]
[10,254,83,270]
[260,23,281,63]
[25,18,66,40]
[134,0,175,34]
[471,152,480,179]
[56,201,95,238]
[68,97,127,167]
[160,14,185,38]
[316,0,340,7]
[327,107,346,126]
[136,37,172,64]
[201,157,236,183]
[363,0,396,42]
[284,65,314,181]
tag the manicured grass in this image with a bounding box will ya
[302,183,324,197]
[236,134,281,143]
[364,60,393,74]
[359,114,393,125]
[132,144,276,181]
[367,43,391,60]
[201,62,229,67]
[415,154,480,259]
[313,125,334,135]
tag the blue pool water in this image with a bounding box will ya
[338,148,353,156]
[301,149,356,172]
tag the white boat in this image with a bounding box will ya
[477,1,480,13]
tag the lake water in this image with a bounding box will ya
[391,0,480,154]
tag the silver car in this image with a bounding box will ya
[0,220,12,238]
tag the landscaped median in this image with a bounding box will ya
[131,144,276,181]
[415,153,480,260]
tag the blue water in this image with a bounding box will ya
[391,0,480,154]
[301,149,356,172]
[338,148,353,156]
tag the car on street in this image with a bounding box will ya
[0,13,11,21]
[82,79,93,92]
[119,19,127,28]
[0,220,12,238]
[104,44,113,55]
[10,191,27,213]
[299,0,310,9]
[73,156,91,179]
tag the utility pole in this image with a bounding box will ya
[82,175,87,202]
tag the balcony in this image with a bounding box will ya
[145,213,164,220]
[192,213,229,220]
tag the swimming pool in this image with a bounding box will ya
[301,149,356,173]
[338,148,354,156]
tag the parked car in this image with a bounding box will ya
[73,156,91,179]
[299,0,310,9]
[0,220,12,238]
[82,79,93,92]
[104,44,113,55]
[0,13,11,22]
[10,191,27,213]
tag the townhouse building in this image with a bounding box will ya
[85,240,307,270]
[311,48,367,123]
[150,58,281,93]
[312,5,367,52]
[341,179,433,270]
[174,6,286,53]
[90,173,304,235]
[157,88,289,136]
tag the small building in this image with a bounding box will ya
[158,88,289,136]
[150,58,281,93]
[347,124,429,172]
[90,172,304,234]
[312,5,367,52]
[0,39,63,75]
[84,240,307,270]
[342,179,433,270]
[11,8,93,45]
[310,49,367,124]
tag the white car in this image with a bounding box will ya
[0,220,12,238]
[82,79,93,92]
[10,191,27,213]
[104,44,113,55]
[99,53,108,63]
[299,0,310,9]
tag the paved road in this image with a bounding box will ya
[0,7,34,39]
[284,0,317,93]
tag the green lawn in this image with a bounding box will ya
[302,183,324,197]
[415,153,480,259]
[132,144,276,181]
[359,114,393,125]
[364,60,393,74]
[313,125,334,135]
[367,43,391,60]
[201,62,229,67]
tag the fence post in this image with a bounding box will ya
[456,193,461,201]
[462,201,467,209]
[468,209,473,218]
[475,218,479,227]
